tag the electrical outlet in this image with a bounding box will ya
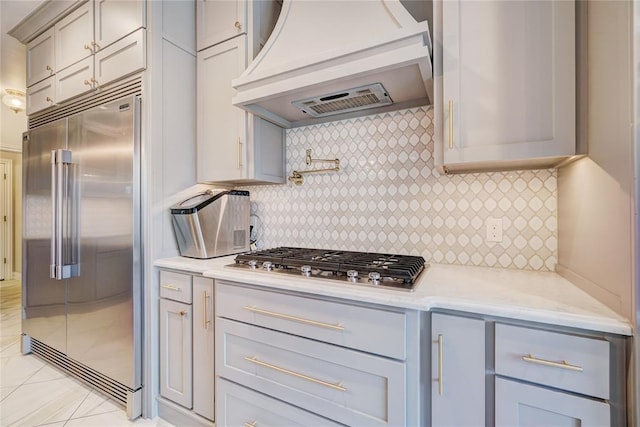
[486,217,503,242]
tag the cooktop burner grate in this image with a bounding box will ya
[233,247,427,290]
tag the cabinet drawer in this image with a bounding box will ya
[495,324,610,399]
[216,281,407,359]
[217,378,344,427]
[217,318,406,426]
[160,270,192,303]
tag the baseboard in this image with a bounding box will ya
[157,396,213,427]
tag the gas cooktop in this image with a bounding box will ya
[227,247,428,291]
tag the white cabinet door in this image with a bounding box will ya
[94,0,145,49]
[196,0,247,51]
[495,378,610,427]
[27,28,55,87]
[55,56,94,104]
[192,277,214,421]
[94,29,146,88]
[26,76,56,115]
[431,313,485,427]
[197,36,247,183]
[55,1,94,72]
[438,0,575,171]
[217,378,344,427]
[160,298,193,409]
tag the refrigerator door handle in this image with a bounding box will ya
[51,149,77,280]
[50,150,58,279]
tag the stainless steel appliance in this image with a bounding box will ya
[22,96,142,418]
[228,247,427,291]
[170,189,250,258]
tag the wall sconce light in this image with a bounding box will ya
[2,89,26,114]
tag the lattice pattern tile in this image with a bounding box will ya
[244,107,557,271]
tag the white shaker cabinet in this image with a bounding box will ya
[431,313,485,427]
[26,77,55,116]
[55,1,94,72]
[26,28,55,87]
[196,0,284,185]
[158,270,215,424]
[159,297,193,409]
[192,277,215,421]
[434,0,577,173]
[196,0,246,51]
[94,0,145,49]
[496,378,610,426]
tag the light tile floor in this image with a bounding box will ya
[0,279,172,427]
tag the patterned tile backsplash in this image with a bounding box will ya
[244,107,557,271]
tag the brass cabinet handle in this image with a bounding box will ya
[448,100,454,149]
[46,96,54,103]
[522,354,584,372]
[244,422,257,427]
[245,356,347,391]
[161,284,181,291]
[237,137,243,169]
[437,334,443,395]
[234,21,241,30]
[178,310,187,317]
[84,43,93,52]
[84,79,92,86]
[243,306,345,331]
[203,291,211,329]
[46,65,53,72]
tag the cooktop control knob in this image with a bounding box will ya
[263,261,274,271]
[301,265,312,277]
[368,271,381,285]
[248,260,258,269]
[346,270,359,282]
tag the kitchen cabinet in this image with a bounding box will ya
[55,1,93,72]
[158,270,215,424]
[26,28,55,87]
[192,277,214,421]
[196,0,285,185]
[159,297,192,408]
[25,0,146,115]
[196,0,246,51]
[215,281,422,426]
[431,313,485,427]
[434,0,577,173]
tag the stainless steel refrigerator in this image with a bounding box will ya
[22,95,142,418]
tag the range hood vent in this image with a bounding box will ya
[292,83,393,118]
[232,0,432,128]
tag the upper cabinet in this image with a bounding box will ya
[26,28,55,87]
[196,0,246,51]
[24,0,146,115]
[434,0,580,174]
[196,0,285,185]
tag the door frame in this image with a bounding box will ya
[0,158,13,280]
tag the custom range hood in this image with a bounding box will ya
[232,0,433,128]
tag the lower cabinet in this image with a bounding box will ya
[431,313,485,427]
[432,312,626,427]
[215,280,422,426]
[495,378,610,426]
[158,270,214,424]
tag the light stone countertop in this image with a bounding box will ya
[154,256,633,336]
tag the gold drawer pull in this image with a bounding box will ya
[522,354,584,372]
[245,356,347,392]
[243,306,344,331]
[448,100,454,149]
[244,422,257,427]
[161,284,181,291]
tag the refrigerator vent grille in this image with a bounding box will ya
[28,75,143,129]
[30,338,133,406]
